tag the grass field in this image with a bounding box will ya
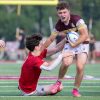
[0,61,100,100]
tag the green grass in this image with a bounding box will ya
[0,96,100,100]
[0,62,100,100]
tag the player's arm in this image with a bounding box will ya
[43,31,58,49]
[40,53,63,71]
[40,51,73,71]
[40,33,58,52]
[70,19,89,47]
[47,38,66,56]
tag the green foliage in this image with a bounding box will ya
[81,0,100,39]
[92,21,100,40]
[0,11,17,40]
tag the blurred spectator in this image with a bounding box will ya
[5,41,19,60]
[0,39,5,48]
[89,33,96,64]
[16,27,26,61]
[0,39,5,60]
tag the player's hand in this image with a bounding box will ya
[0,40,5,48]
[69,41,77,48]
[42,62,49,66]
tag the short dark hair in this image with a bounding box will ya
[25,34,42,51]
[56,1,70,11]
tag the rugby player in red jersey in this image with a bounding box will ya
[18,34,73,96]
[43,1,90,97]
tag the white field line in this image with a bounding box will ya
[0,81,100,84]
[0,89,100,93]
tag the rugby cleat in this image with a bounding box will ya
[50,81,63,94]
[72,88,81,97]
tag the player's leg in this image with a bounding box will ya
[72,52,88,97]
[75,52,88,87]
[51,51,74,94]
[58,44,74,81]
[72,44,89,97]
[19,85,57,96]
[58,54,74,80]
[35,84,63,95]
[91,47,96,64]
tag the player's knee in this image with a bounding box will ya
[63,57,73,66]
[63,60,72,66]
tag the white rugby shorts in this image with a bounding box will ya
[63,43,89,54]
[19,85,52,96]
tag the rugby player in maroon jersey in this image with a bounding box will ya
[43,1,90,97]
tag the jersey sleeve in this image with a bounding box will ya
[76,19,87,30]
[51,28,58,35]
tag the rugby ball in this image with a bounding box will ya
[67,31,79,43]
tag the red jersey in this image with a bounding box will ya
[19,49,47,93]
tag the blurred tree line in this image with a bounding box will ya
[0,0,100,41]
